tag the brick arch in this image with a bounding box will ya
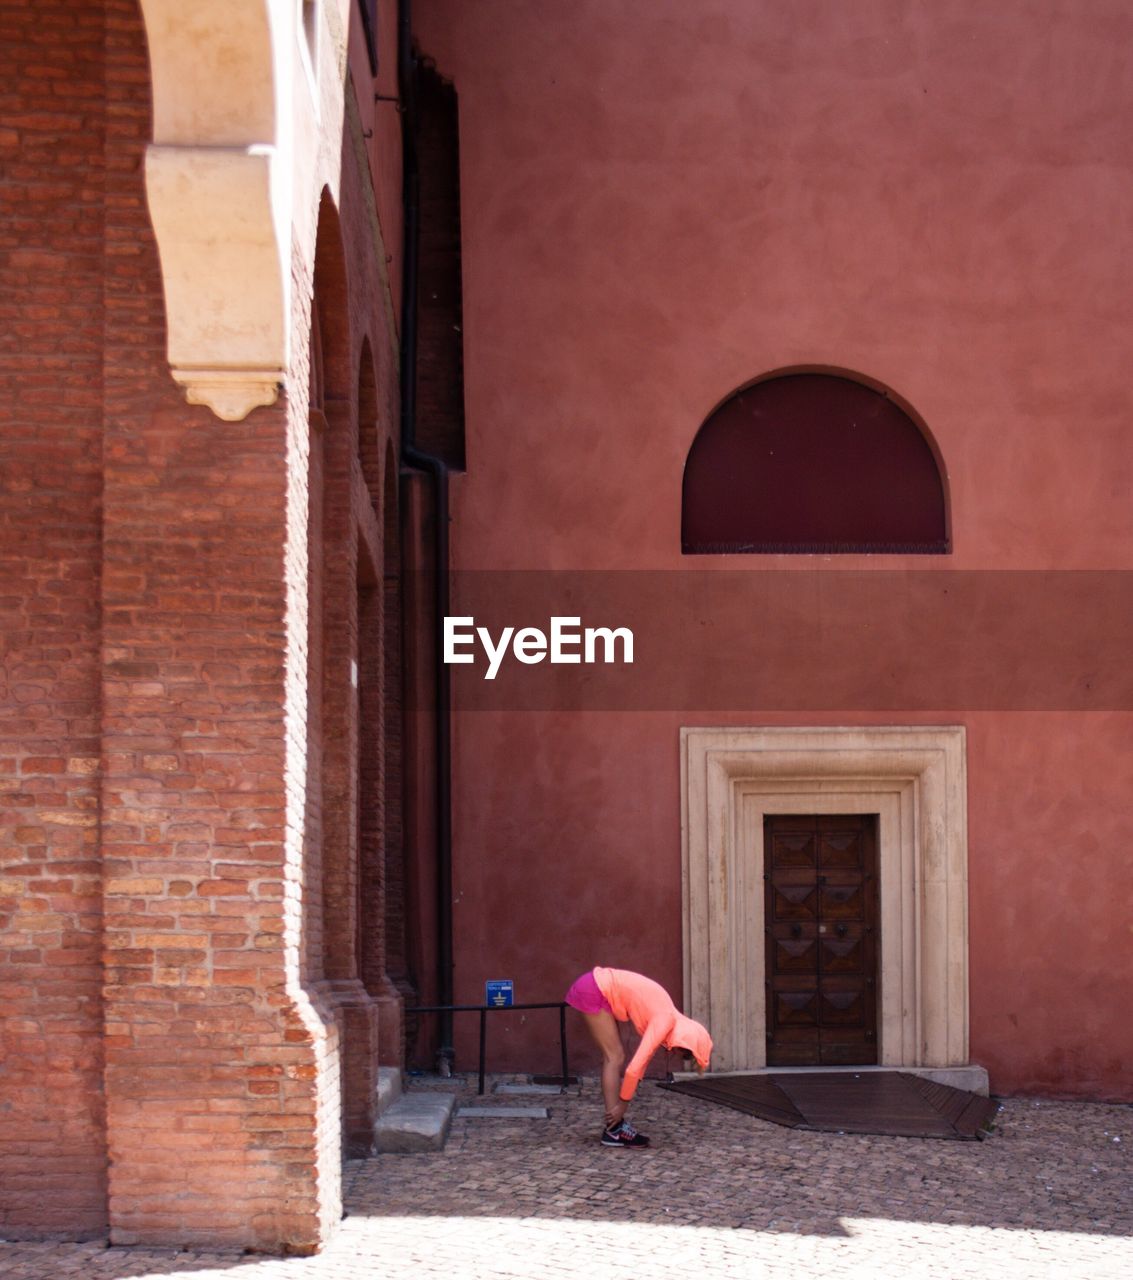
[312,190,352,403]
[682,367,950,555]
[309,294,326,413]
[309,253,359,989]
[308,320,390,1155]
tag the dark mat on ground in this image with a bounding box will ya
[658,1072,1000,1140]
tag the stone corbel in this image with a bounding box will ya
[139,0,290,422]
[145,145,287,421]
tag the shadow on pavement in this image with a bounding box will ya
[346,1083,1132,1242]
[0,1087,1127,1280]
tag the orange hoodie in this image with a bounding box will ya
[591,966,713,1101]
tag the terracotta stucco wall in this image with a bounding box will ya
[415,0,1133,1097]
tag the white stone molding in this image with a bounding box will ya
[681,726,969,1073]
[139,1,296,420]
[175,368,283,422]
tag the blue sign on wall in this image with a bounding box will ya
[485,979,514,1008]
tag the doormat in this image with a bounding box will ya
[658,1071,999,1140]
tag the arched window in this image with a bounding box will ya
[682,371,949,554]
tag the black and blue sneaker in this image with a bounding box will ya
[600,1120,650,1148]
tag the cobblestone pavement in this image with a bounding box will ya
[2,1076,1130,1280]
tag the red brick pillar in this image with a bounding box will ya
[96,3,340,1250]
[97,386,340,1250]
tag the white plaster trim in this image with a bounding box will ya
[681,727,969,1074]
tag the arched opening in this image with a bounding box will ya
[312,189,352,402]
[307,194,352,991]
[357,335,381,1008]
[302,293,328,985]
[309,298,325,413]
[356,340,382,996]
[309,195,384,1156]
[682,370,950,554]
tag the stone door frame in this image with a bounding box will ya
[681,726,969,1073]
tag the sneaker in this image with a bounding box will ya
[600,1120,650,1148]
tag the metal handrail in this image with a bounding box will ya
[405,1001,569,1095]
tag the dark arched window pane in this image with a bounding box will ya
[682,373,949,554]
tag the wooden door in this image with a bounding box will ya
[764,814,878,1066]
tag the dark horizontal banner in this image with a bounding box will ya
[427,571,1132,711]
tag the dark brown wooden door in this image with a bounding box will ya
[764,815,878,1066]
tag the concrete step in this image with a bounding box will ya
[376,1066,402,1116]
[493,1082,562,1096]
[375,1091,456,1153]
[456,1105,549,1119]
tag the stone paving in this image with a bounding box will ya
[1,1075,1130,1279]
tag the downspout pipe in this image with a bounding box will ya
[397,0,455,1072]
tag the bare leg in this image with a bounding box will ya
[580,1009,626,1128]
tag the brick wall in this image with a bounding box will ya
[0,0,109,1240]
[1,0,407,1252]
[399,476,441,1068]
[380,452,410,1013]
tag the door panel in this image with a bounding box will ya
[771,938,819,974]
[764,814,878,1066]
[819,936,864,974]
[819,883,866,919]
[773,991,818,1026]
[770,830,816,868]
[770,883,819,921]
[818,830,863,869]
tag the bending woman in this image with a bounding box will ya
[564,965,712,1147]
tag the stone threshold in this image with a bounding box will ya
[669,1063,990,1096]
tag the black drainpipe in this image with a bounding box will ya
[397,0,454,1073]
